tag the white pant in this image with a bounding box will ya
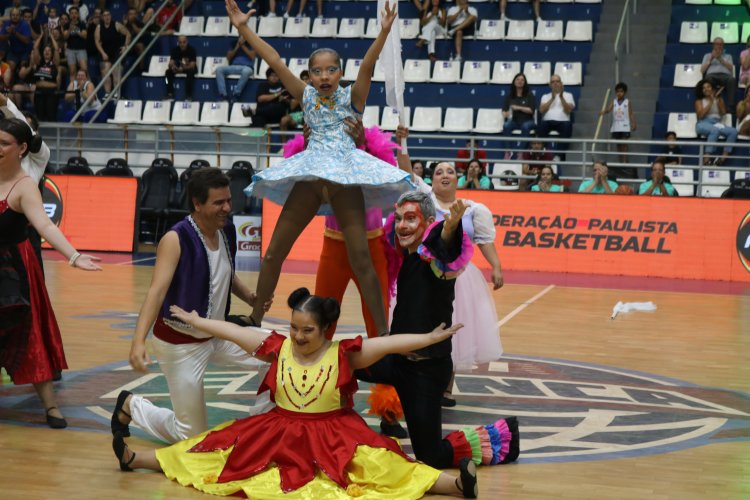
[130,335,272,443]
[420,18,446,54]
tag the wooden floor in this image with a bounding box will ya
[1,259,749,499]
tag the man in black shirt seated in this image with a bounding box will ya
[165,35,197,100]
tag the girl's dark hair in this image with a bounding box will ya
[186,167,229,212]
[287,287,340,330]
[695,79,714,100]
[0,118,34,158]
[308,48,342,70]
[468,157,486,177]
[615,82,627,93]
[509,72,529,97]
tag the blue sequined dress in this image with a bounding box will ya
[244,85,413,215]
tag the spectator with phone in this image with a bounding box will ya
[252,67,296,128]
[695,79,737,166]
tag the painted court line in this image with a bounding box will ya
[497,284,555,328]
[116,255,157,266]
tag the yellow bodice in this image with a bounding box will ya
[274,339,342,413]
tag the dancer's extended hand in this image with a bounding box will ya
[225,0,254,28]
[442,199,468,234]
[430,322,463,343]
[74,254,102,270]
[380,0,398,33]
[169,304,200,325]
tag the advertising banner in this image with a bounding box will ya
[234,215,262,257]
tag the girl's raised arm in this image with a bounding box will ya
[351,0,398,111]
[225,0,305,100]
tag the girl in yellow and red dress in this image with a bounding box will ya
[111,288,488,499]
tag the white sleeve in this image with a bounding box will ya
[471,202,496,245]
[565,92,576,109]
[4,99,50,183]
[413,175,433,194]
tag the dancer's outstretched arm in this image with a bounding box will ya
[225,0,305,101]
[351,0,397,111]
[347,322,463,369]
[170,305,272,359]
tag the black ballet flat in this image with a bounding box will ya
[111,390,132,437]
[45,407,67,429]
[442,396,457,408]
[380,419,408,439]
[112,432,136,472]
[458,457,478,498]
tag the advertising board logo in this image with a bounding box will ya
[737,212,750,273]
[238,221,260,240]
[42,177,63,225]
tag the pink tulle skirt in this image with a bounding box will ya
[451,263,503,370]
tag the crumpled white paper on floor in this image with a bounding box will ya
[611,301,657,320]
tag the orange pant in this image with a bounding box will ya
[314,235,390,340]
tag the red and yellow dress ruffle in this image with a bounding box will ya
[155,333,442,499]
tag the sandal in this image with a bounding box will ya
[45,407,67,429]
[111,390,132,437]
[112,433,136,472]
[457,457,478,498]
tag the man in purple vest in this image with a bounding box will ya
[110,168,270,443]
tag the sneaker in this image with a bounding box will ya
[283,12,289,19]
[454,54,462,62]
[267,12,277,18]
[380,419,408,439]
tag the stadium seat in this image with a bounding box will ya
[523,61,551,85]
[411,107,442,132]
[554,62,582,86]
[142,55,170,77]
[505,20,534,41]
[535,20,563,41]
[169,101,200,125]
[667,112,698,139]
[679,21,708,44]
[337,18,365,38]
[492,163,522,191]
[403,59,431,83]
[574,0,602,3]
[200,101,230,126]
[461,60,491,84]
[442,107,474,133]
[673,63,702,88]
[283,17,310,37]
[473,108,504,134]
[685,0,712,4]
[204,16,230,36]
[258,16,284,37]
[139,100,172,124]
[564,20,593,41]
[255,58,283,80]
[364,18,379,39]
[61,156,93,175]
[107,99,143,124]
[362,105,380,128]
[710,22,739,44]
[97,158,133,177]
[177,16,204,36]
[311,17,337,38]
[491,61,521,85]
[200,56,228,78]
[715,0,743,5]
[431,60,461,83]
[742,22,750,44]
[381,106,411,131]
[230,17,255,35]
[344,58,362,80]
[288,57,308,78]
[700,169,731,198]
[667,167,695,196]
[228,102,254,127]
[399,18,420,39]
[477,19,504,40]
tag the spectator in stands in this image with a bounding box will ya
[46,6,60,32]
[530,166,563,192]
[737,86,750,137]
[537,74,575,144]
[281,0,324,19]
[659,131,682,165]
[412,159,431,185]
[458,158,490,190]
[740,36,750,88]
[22,8,41,42]
[456,138,487,173]
[146,0,189,34]
[519,139,553,190]
[416,0,446,63]
[61,5,86,77]
[499,0,541,22]
[253,67,293,128]
[10,58,34,108]
[63,68,104,122]
[599,81,636,172]
[287,69,309,128]
[95,9,129,97]
[66,0,88,22]
[700,37,736,107]
[694,79,737,167]
[502,72,536,140]
[165,35,196,100]
[31,35,60,121]
[0,8,33,71]
[216,36,256,103]
[446,0,476,62]
[122,8,147,73]
[32,0,61,28]
[85,7,100,64]
[639,159,675,197]
[3,0,28,18]
[578,161,617,194]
